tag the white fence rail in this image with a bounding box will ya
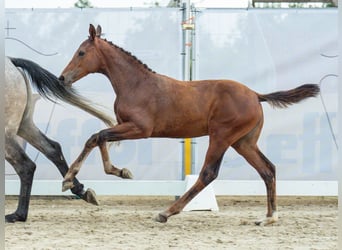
[5,180,337,196]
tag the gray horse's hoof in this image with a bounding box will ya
[121,168,133,179]
[155,213,168,223]
[62,180,74,192]
[82,188,99,206]
[5,213,26,223]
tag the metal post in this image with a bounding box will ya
[181,0,195,179]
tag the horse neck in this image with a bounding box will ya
[98,44,156,96]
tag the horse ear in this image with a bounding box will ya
[89,24,96,40]
[96,25,102,37]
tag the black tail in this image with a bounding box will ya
[9,57,79,102]
[10,57,116,127]
[258,84,320,108]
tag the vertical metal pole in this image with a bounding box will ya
[190,3,196,82]
[182,0,194,179]
[184,0,191,82]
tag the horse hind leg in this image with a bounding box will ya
[253,151,278,226]
[156,136,228,223]
[5,134,36,222]
[233,123,278,226]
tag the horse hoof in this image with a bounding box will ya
[121,168,133,179]
[155,213,168,223]
[5,213,26,223]
[82,188,99,206]
[62,180,74,192]
[255,212,278,226]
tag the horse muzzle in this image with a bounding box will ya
[58,74,73,87]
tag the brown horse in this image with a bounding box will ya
[59,24,319,225]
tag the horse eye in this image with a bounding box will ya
[78,51,85,57]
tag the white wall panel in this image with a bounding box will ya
[5,8,183,181]
[5,8,338,195]
[195,9,338,181]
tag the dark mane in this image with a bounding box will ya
[104,39,155,73]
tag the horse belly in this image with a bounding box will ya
[151,115,208,138]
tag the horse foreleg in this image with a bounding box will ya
[156,138,227,223]
[96,123,149,179]
[18,123,98,205]
[5,135,36,222]
[98,143,133,179]
[62,133,99,192]
[62,122,143,192]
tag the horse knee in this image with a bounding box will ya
[97,129,119,144]
[85,133,99,149]
[97,130,108,145]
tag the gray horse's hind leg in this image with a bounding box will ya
[17,120,99,206]
[5,135,36,222]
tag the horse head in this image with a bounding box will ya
[59,24,104,86]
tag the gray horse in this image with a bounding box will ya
[5,57,116,222]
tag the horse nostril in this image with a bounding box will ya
[58,75,65,82]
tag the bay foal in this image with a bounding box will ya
[59,24,319,225]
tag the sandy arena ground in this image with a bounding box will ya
[5,195,337,250]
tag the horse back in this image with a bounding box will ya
[148,77,261,138]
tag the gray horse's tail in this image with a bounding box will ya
[9,57,116,127]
